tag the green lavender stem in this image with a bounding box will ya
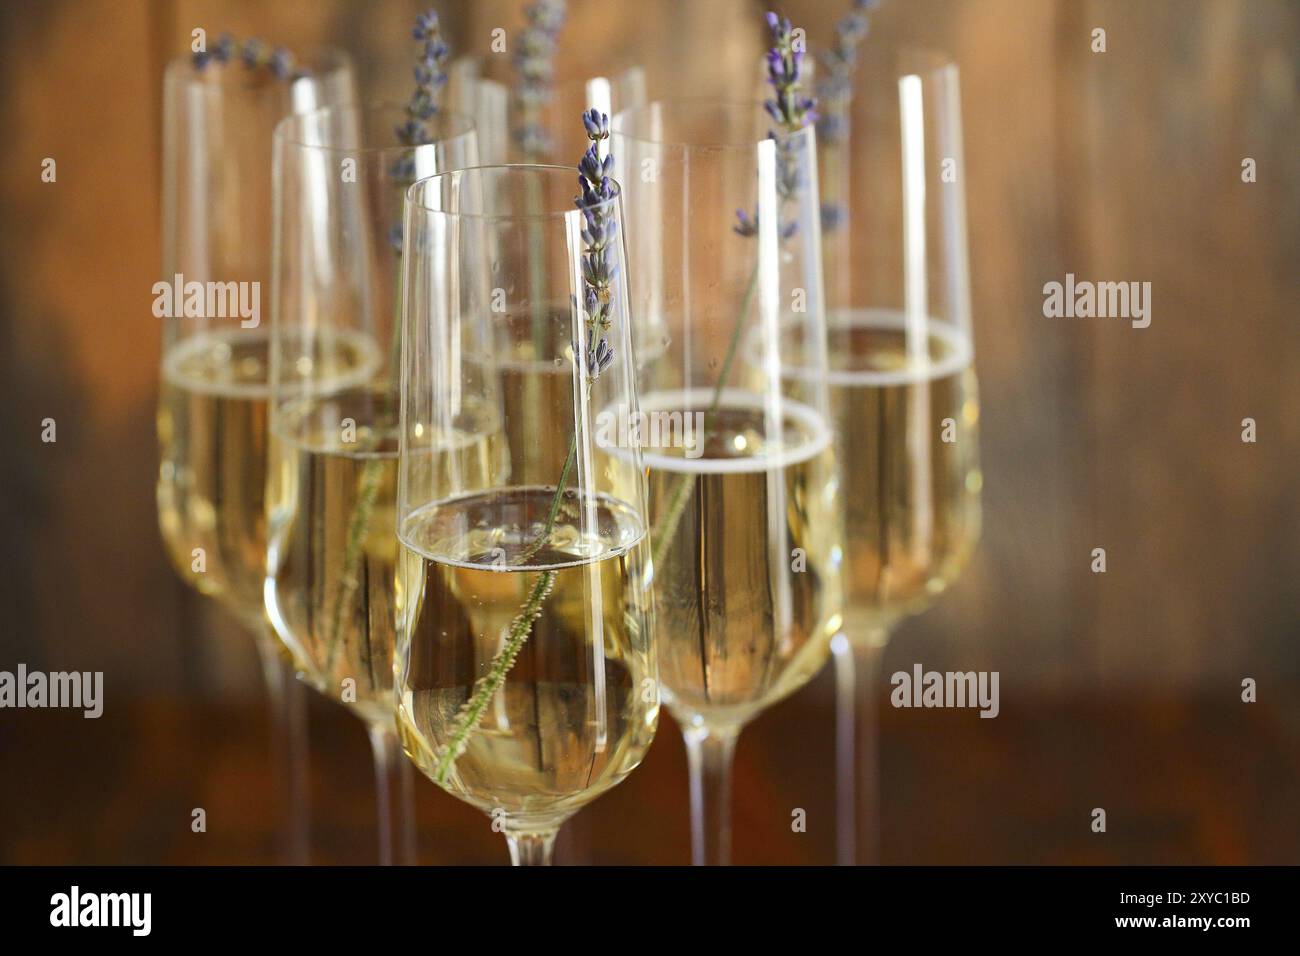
[432,566,556,786]
[324,453,383,673]
[431,420,580,786]
[650,259,761,568]
[518,431,578,565]
[323,260,404,673]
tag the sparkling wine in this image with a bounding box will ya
[396,487,657,831]
[826,309,982,632]
[157,330,276,623]
[642,391,842,729]
[265,389,504,723]
[157,328,376,624]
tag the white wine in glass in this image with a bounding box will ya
[829,312,980,634]
[825,55,983,865]
[159,328,276,616]
[265,101,479,865]
[644,393,840,729]
[395,163,658,865]
[398,489,656,834]
[267,388,502,724]
[613,97,841,865]
[155,48,355,863]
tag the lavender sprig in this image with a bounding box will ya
[733,12,817,244]
[192,32,301,80]
[654,12,817,569]
[818,0,880,116]
[764,13,819,130]
[513,0,567,159]
[574,109,618,379]
[389,10,451,190]
[397,12,450,146]
[430,112,616,786]
[817,1,881,230]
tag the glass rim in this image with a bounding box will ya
[405,163,622,221]
[272,102,476,155]
[164,46,352,89]
[611,98,816,150]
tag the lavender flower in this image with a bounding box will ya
[241,38,267,68]
[816,1,880,231]
[213,33,236,64]
[819,0,880,111]
[269,47,295,80]
[390,12,450,213]
[574,108,617,379]
[397,10,450,147]
[764,13,818,129]
[734,209,797,240]
[193,32,300,80]
[819,202,846,232]
[734,12,818,241]
[513,0,567,158]
[733,209,758,238]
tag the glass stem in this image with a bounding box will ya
[506,829,559,866]
[255,632,311,865]
[833,630,887,866]
[683,724,740,866]
[368,723,416,866]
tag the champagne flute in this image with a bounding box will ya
[156,47,354,863]
[613,100,843,865]
[395,164,657,866]
[265,103,478,865]
[827,53,982,865]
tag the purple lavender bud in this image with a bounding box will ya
[818,113,846,143]
[582,108,609,140]
[820,203,846,232]
[733,209,759,238]
[579,144,604,184]
[389,153,416,180]
[214,33,236,63]
[396,119,426,143]
[241,38,267,68]
[413,11,439,40]
[270,47,294,79]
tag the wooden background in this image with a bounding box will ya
[0,0,1297,864]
